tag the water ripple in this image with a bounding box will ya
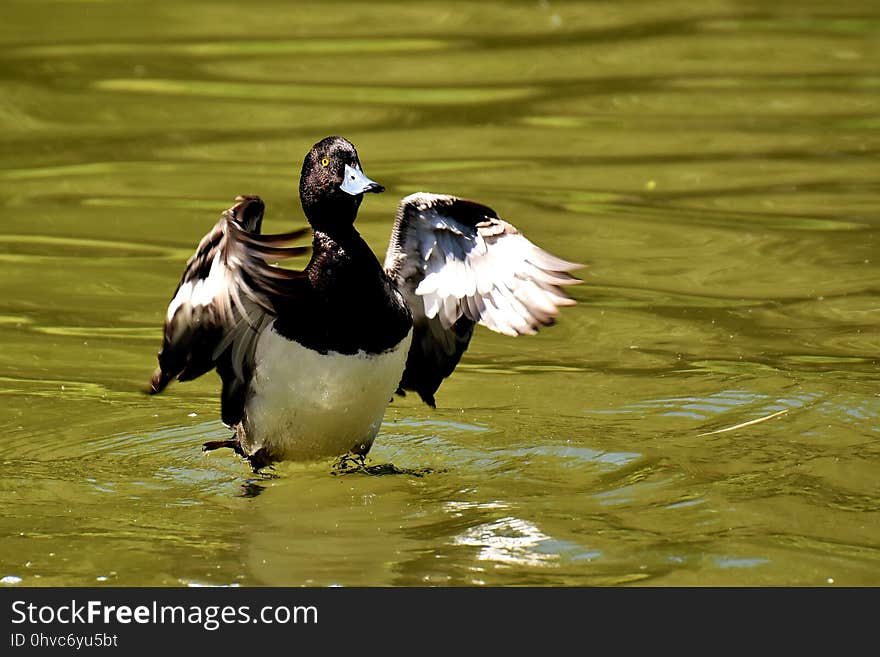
[94,78,537,105]
[6,37,456,59]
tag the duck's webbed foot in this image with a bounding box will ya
[203,435,271,472]
[202,436,246,457]
[246,447,274,473]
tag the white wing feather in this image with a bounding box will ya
[384,191,582,406]
[392,193,581,337]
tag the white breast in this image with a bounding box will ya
[240,327,413,461]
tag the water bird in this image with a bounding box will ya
[148,136,581,469]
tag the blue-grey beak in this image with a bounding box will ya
[340,164,384,195]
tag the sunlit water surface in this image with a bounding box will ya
[0,0,878,586]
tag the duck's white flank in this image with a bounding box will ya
[240,326,413,461]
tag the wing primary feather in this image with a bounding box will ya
[150,196,311,428]
[386,192,582,406]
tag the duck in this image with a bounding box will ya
[148,136,581,469]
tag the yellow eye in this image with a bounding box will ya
[321,157,329,167]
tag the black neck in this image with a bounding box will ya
[300,188,363,236]
[273,225,413,355]
[311,224,361,251]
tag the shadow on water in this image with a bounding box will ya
[330,453,441,478]
[238,474,278,499]
[237,455,441,498]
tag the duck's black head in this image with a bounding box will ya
[299,136,384,233]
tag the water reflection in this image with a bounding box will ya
[0,0,878,586]
[453,516,587,569]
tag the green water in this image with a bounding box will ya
[0,0,878,586]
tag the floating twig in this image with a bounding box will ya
[697,408,790,437]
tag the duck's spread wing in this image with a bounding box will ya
[384,192,582,406]
[149,195,310,426]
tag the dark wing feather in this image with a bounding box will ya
[384,192,582,407]
[149,195,310,426]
